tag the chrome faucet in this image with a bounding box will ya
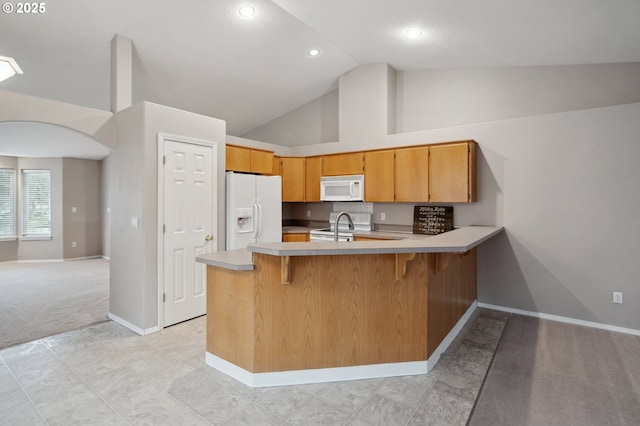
[334,211,354,241]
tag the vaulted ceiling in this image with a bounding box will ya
[1,0,639,137]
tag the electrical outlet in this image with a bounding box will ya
[613,291,623,304]
[71,206,77,213]
[380,212,386,221]
[306,210,311,218]
[72,241,77,248]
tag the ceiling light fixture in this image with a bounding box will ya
[308,48,320,57]
[404,28,424,40]
[0,56,23,82]
[238,5,255,18]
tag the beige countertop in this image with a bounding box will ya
[196,226,504,270]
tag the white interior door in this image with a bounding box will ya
[163,139,215,327]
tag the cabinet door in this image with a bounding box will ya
[305,157,322,202]
[251,149,274,174]
[364,150,394,202]
[429,142,472,202]
[271,156,281,176]
[283,233,308,242]
[321,154,343,176]
[342,152,364,175]
[395,146,429,202]
[281,157,305,202]
[226,145,251,172]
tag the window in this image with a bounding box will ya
[22,169,51,238]
[0,169,16,239]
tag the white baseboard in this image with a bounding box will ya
[107,313,161,336]
[478,302,640,337]
[1,256,106,264]
[206,352,428,388]
[102,255,110,260]
[205,301,478,387]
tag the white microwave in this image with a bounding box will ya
[320,174,365,201]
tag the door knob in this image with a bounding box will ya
[205,234,214,241]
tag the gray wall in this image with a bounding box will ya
[266,63,640,331]
[107,102,226,331]
[0,156,103,262]
[62,158,102,259]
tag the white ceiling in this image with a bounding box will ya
[1,0,639,140]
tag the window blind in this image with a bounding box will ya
[22,170,51,237]
[0,169,16,238]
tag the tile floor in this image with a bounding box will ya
[0,308,508,425]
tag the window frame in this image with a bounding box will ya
[0,168,17,241]
[20,169,52,241]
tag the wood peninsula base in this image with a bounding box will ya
[205,249,478,387]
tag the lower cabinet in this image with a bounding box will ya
[282,233,309,242]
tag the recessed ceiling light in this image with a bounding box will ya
[404,28,424,39]
[238,5,255,17]
[308,49,320,57]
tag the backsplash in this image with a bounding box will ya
[284,201,477,231]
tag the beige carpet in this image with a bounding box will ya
[469,314,640,425]
[0,258,109,349]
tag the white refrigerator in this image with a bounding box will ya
[226,172,282,250]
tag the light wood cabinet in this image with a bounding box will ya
[395,146,429,202]
[353,236,388,241]
[226,145,274,174]
[428,142,476,203]
[226,145,251,172]
[282,233,309,242]
[305,156,322,202]
[321,152,364,176]
[364,150,395,202]
[271,156,281,176]
[251,149,274,174]
[281,157,305,202]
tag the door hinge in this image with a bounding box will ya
[163,293,166,302]
[163,155,166,165]
[163,224,165,233]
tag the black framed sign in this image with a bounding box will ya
[413,206,453,235]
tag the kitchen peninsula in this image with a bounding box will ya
[197,226,503,387]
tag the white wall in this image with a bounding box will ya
[397,63,640,133]
[107,102,226,331]
[0,89,114,149]
[242,90,339,147]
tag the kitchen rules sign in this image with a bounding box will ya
[413,206,453,235]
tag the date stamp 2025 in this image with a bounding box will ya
[2,2,46,14]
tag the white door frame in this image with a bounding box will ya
[157,132,217,330]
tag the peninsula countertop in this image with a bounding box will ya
[196,226,504,270]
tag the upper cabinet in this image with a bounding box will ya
[226,145,274,174]
[395,146,429,202]
[428,141,476,203]
[305,156,322,202]
[280,157,305,202]
[231,140,476,204]
[364,150,395,202]
[321,152,364,176]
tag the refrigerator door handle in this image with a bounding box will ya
[257,203,263,239]
[252,203,259,240]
